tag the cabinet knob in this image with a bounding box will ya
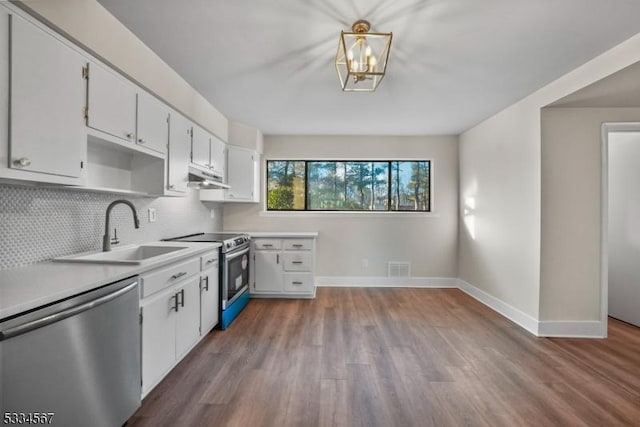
[13,157,31,167]
[138,138,146,144]
[168,184,176,189]
[125,132,134,139]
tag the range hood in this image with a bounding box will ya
[188,164,231,189]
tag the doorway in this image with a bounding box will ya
[603,123,640,328]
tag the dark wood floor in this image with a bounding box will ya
[128,288,640,427]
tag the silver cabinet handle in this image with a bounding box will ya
[277,254,280,264]
[13,157,31,167]
[171,271,187,280]
[263,244,273,247]
[292,244,303,248]
[205,258,216,265]
[203,276,209,291]
[125,132,134,139]
[292,281,303,285]
[292,261,303,264]
[178,289,185,307]
[171,294,179,312]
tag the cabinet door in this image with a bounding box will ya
[175,277,201,359]
[137,92,168,154]
[210,134,226,177]
[226,146,255,201]
[191,125,210,168]
[200,265,219,334]
[9,14,85,178]
[141,287,176,394]
[87,63,137,142]
[167,112,191,193]
[253,250,283,293]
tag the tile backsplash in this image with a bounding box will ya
[0,183,222,270]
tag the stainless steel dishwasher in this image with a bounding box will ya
[0,276,141,427]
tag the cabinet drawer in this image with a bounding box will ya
[282,252,313,272]
[283,273,314,293]
[141,257,200,298]
[254,239,282,250]
[200,250,219,270]
[282,239,313,251]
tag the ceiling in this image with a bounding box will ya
[96,0,640,136]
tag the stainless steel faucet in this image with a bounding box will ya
[103,200,140,251]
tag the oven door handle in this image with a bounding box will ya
[225,246,250,262]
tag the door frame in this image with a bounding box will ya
[600,122,640,337]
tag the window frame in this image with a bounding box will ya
[265,158,433,213]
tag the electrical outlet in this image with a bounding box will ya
[148,208,157,223]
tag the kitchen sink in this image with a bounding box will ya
[54,245,189,265]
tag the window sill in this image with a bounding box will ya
[259,210,440,218]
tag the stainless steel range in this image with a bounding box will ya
[164,233,250,329]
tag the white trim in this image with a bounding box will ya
[538,321,606,338]
[599,122,640,338]
[316,276,458,288]
[457,280,540,336]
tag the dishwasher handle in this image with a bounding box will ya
[0,281,138,341]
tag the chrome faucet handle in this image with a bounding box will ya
[110,228,120,245]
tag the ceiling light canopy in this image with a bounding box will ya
[335,20,392,92]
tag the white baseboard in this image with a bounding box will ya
[457,279,540,336]
[316,276,458,288]
[538,320,606,338]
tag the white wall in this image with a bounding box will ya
[18,0,228,140]
[460,31,640,322]
[608,131,640,327]
[540,108,640,322]
[223,135,459,279]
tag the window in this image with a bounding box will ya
[266,160,431,212]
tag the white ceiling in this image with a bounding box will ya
[96,0,640,136]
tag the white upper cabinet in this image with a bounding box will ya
[9,13,86,179]
[226,146,258,201]
[210,134,226,178]
[191,124,210,169]
[137,92,168,154]
[167,111,191,193]
[87,63,137,143]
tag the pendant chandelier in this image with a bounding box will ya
[335,20,392,92]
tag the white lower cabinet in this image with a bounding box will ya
[252,237,316,298]
[200,250,220,335]
[140,285,176,396]
[174,278,201,359]
[254,251,284,293]
[139,249,220,397]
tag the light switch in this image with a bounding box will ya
[148,208,157,223]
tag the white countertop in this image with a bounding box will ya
[239,231,319,238]
[0,241,221,320]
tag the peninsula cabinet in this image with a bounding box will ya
[6,12,86,181]
[251,236,316,298]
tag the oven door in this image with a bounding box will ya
[222,245,250,310]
